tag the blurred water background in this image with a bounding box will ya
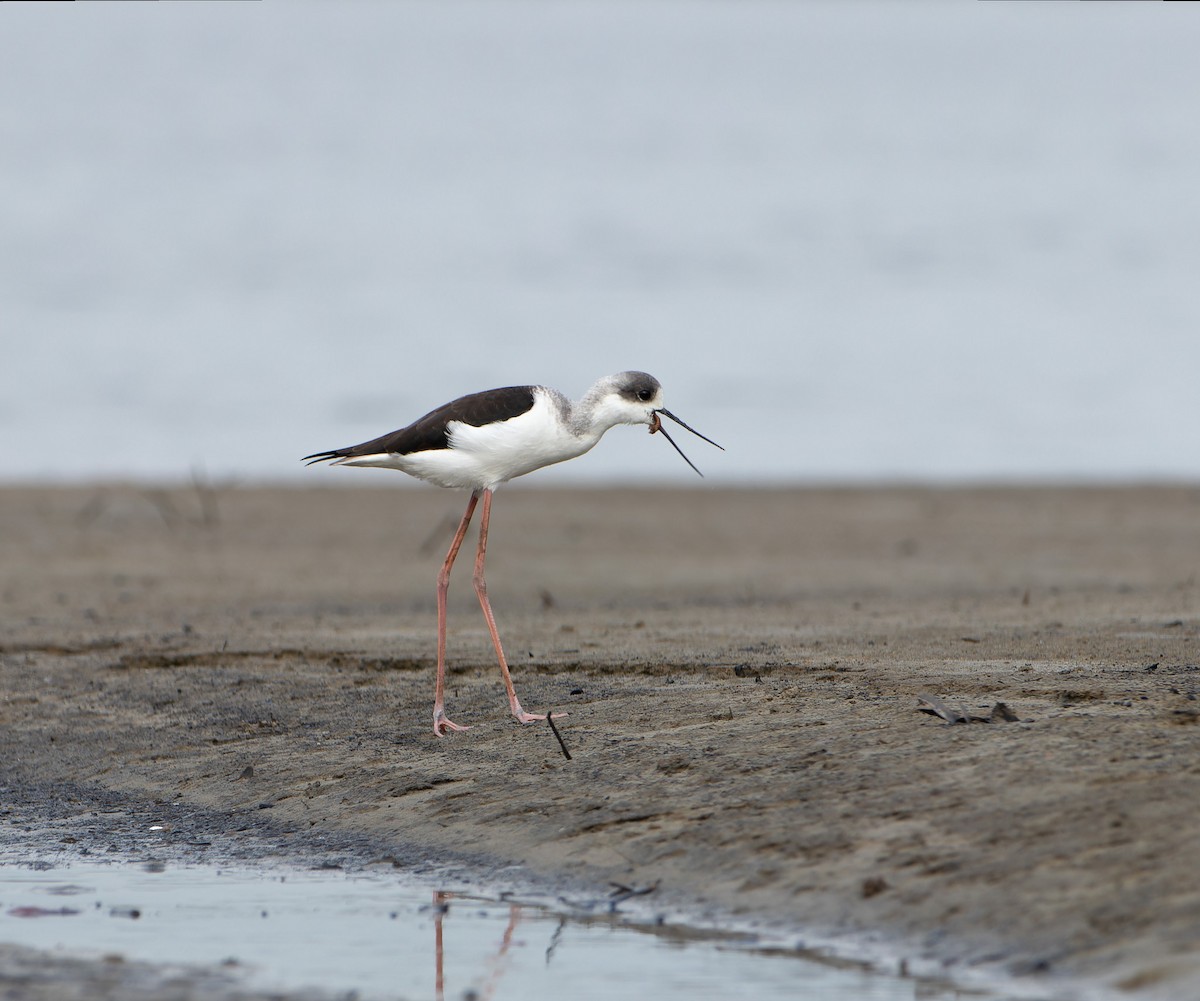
[3,1,1199,486]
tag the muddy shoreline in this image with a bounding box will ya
[3,484,1199,999]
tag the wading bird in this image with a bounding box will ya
[304,371,722,735]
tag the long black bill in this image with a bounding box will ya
[651,408,725,477]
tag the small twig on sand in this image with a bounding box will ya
[546,711,571,760]
[916,693,970,723]
[608,881,659,909]
[916,693,1019,724]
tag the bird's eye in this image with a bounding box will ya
[637,389,653,402]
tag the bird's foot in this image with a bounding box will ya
[511,708,569,725]
[433,709,470,736]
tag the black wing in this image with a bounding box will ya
[303,386,537,465]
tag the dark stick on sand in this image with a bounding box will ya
[546,712,572,760]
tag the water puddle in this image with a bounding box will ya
[0,860,995,1000]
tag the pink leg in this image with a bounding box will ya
[433,891,447,1001]
[433,492,478,736]
[473,489,566,726]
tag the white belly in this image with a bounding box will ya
[337,393,601,490]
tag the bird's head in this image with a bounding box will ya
[589,371,724,477]
[601,370,665,426]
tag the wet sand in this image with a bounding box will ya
[2,484,1199,999]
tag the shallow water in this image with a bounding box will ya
[0,861,990,1001]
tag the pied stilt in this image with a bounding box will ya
[303,370,722,736]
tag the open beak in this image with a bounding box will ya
[649,409,724,477]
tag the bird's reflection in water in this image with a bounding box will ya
[432,891,525,1001]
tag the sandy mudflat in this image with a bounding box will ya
[1,484,1199,999]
